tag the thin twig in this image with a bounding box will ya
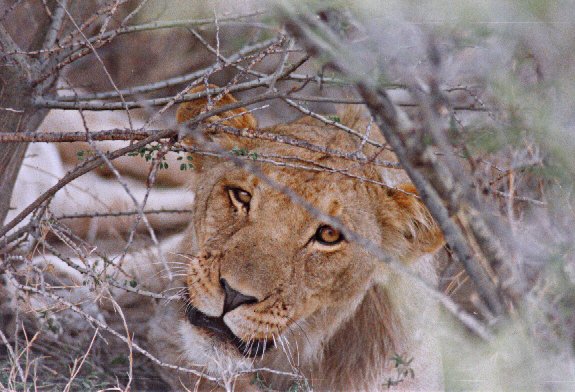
[62,328,98,392]
[0,328,26,386]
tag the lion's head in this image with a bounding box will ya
[148,86,444,390]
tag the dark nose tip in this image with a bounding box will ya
[220,278,258,313]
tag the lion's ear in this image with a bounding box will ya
[388,183,444,261]
[176,84,257,130]
[176,85,258,172]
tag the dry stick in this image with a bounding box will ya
[62,328,98,392]
[137,34,281,130]
[52,0,129,49]
[282,97,389,150]
[201,123,400,169]
[89,11,265,45]
[70,99,163,269]
[0,129,169,239]
[41,0,68,62]
[185,28,390,152]
[205,122,401,169]
[0,328,25,386]
[98,0,126,37]
[35,239,174,301]
[281,8,505,318]
[34,11,267,85]
[113,140,170,279]
[289,94,493,111]
[108,294,134,390]
[120,0,152,26]
[55,208,193,219]
[186,26,286,84]
[10,328,39,390]
[59,4,134,128]
[34,77,278,110]
[0,127,400,168]
[412,84,512,299]
[6,276,219,383]
[357,86,506,318]
[55,36,283,101]
[0,129,152,142]
[492,189,546,207]
[8,275,306,382]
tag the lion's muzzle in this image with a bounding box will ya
[184,279,275,357]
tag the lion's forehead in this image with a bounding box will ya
[259,166,365,203]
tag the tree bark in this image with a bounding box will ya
[0,23,47,227]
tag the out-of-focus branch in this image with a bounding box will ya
[278,5,506,318]
[357,84,505,318]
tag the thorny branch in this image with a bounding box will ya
[277,5,507,318]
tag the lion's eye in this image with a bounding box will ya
[228,187,252,210]
[314,225,344,245]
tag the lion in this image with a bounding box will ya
[6,85,444,390]
[96,85,446,391]
[7,108,194,239]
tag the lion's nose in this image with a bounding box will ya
[220,278,258,313]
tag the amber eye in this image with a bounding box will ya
[314,225,344,245]
[228,187,252,210]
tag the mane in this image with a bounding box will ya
[315,284,403,390]
[259,254,439,391]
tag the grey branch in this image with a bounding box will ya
[278,5,506,318]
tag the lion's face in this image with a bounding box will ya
[169,85,443,371]
[182,165,385,356]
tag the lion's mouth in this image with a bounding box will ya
[185,304,275,358]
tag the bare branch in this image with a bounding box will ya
[55,36,284,101]
[41,0,68,57]
[278,6,506,318]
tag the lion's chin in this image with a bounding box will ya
[185,304,275,358]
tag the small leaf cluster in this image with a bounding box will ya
[127,143,163,162]
[231,146,258,160]
[76,149,96,161]
[176,154,194,171]
[327,114,341,123]
[384,353,415,389]
[125,143,194,171]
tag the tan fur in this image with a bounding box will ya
[119,86,445,390]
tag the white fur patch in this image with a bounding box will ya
[177,320,252,377]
